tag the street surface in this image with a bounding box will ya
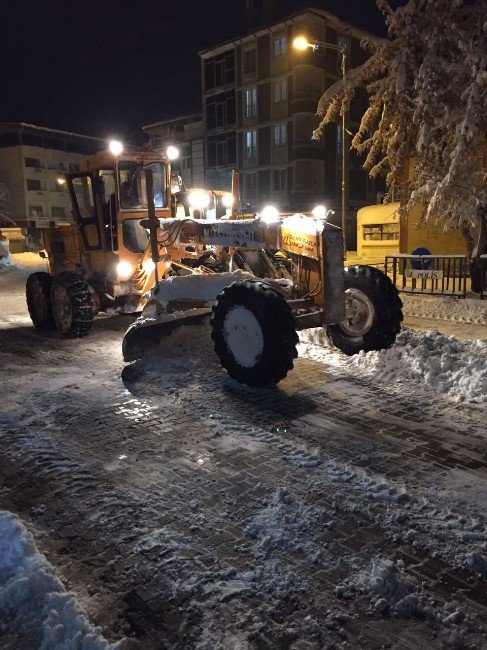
[1,258,487,649]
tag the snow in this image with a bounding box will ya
[299,327,487,405]
[402,294,487,325]
[0,511,124,649]
[151,269,251,307]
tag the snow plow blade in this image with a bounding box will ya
[122,309,212,362]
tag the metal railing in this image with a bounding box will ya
[385,254,468,297]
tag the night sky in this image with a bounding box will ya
[0,0,405,144]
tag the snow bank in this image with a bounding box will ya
[402,294,487,325]
[300,327,487,404]
[0,511,124,649]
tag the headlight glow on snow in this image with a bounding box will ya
[116,261,134,279]
[261,205,280,224]
[188,191,210,210]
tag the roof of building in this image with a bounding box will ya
[142,113,203,131]
[199,7,377,56]
[0,122,105,143]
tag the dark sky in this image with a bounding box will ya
[0,0,405,144]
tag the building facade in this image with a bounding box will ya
[0,123,105,230]
[200,8,381,248]
[143,115,205,189]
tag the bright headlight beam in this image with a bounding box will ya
[221,193,234,208]
[116,260,133,279]
[260,205,280,224]
[166,146,179,160]
[188,191,210,210]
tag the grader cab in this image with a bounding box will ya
[122,210,403,387]
[25,146,180,337]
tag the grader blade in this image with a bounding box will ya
[122,309,212,362]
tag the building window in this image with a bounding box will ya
[274,78,287,103]
[205,51,235,90]
[245,130,257,159]
[273,168,287,191]
[206,91,236,129]
[273,35,287,57]
[207,133,237,167]
[52,206,66,220]
[244,87,257,118]
[28,206,43,218]
[273,123,287,147]
[26,179,42,191]
[243,48,256,74]
[25,157,41,168]
[245,173,258,193]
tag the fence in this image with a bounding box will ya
[385,254,468,297]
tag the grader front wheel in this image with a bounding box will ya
[51,272,95,338]
[211,280,298,387]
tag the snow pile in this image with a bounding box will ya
[300,327,487,404]
[402,294,487,325]
[151,270,251,307]
[338,559,436,619]
[0,511,124,649]
[244,487,332,559]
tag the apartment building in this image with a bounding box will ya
[143,114,205,189]
[0,123,104,229]
[200,8,381,247]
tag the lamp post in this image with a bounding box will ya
[293,36,348,257]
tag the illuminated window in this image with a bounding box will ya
[244,87,257,118]
[273,123,287,147]
[273,35,287,57]
[245,130,257,159]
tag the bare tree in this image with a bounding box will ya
[315,0,487,292]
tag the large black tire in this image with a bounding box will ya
[26,272,55,330]
[51,272,95,338]
[211,280,299,387]
[327,265,403,356]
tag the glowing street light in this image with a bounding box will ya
[260,205,280,224]
[294,35,348,256]
[109,140,124,156]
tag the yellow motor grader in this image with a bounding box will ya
[122,208,403,387]
[25,145,236,337]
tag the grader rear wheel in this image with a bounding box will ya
[211,280,298,387]
[26,272,55,330]
[326,265,403,356]
[51,272,95,338]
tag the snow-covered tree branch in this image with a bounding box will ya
[315,0,487,291]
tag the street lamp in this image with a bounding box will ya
[293,36,348,256]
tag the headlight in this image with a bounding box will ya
[221,193,234,209]
[166,146,179,160]
[188,191,210,210]
[260,205,280,224]
[143,259,155,274]
[109,140,124,156]
[312,205,334,220]
[116,261,134,279]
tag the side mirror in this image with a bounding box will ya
[39,251,47,259]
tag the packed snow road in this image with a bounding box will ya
[1,262,487,649]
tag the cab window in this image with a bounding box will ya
[118,162,167,210]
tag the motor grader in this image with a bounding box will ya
[122,206,403,387]
[25,146,237,337]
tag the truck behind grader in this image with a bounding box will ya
[25,144,403,387]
